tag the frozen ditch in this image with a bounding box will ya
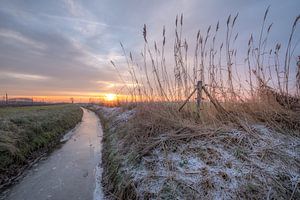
[3,108,104,200]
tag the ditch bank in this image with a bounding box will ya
[89,104,300,200]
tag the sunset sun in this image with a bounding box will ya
[105,93,117,101]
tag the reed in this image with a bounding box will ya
[111,7,300,120]
[105,8,300,199]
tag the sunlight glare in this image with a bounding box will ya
[105,93,117,101]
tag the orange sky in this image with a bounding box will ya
[2,94,122,103]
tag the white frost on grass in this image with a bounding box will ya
[94,163,104,200]
[101,106,300,199]
[144,126,298,199]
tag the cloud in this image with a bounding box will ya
[0,0,299,99]
[63,0,84,17]
[0,29,46,50]
[0,72,50,81]
[40,13,109,28]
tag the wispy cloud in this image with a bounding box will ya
[40,13,109,27]
[0,72,50,81]
[0,29,45,50]
[63,0,85,17]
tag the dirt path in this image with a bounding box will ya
[4,108,104,200]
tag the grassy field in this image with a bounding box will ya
[0,104,83,187]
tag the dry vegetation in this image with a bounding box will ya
[0,104,83,190]
[91,104,299,199]
[97,7,300,200]
[112,8,300,106]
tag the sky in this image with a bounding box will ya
[0,0,299,102]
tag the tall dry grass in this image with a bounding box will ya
[111,8,300,130]
[103,9,300,199]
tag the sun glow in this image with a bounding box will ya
[105,93,117,101]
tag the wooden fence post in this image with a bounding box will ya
[178,80,203,113]
[178,87,197,111]
[196,81,202,116]
[5,93,8,104]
